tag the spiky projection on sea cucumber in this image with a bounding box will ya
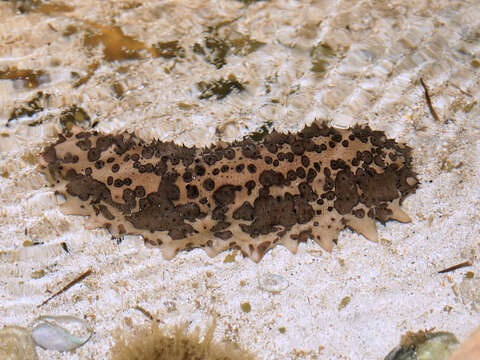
[38,121,418,262]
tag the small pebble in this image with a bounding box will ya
[240,302,251,313]
[338,296,351,311]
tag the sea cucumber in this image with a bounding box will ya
[38,122,418,262]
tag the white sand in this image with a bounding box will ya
[0,0,479,359]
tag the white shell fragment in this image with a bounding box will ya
[31,315,93,352]
[258,273,289,293]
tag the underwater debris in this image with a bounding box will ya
[31,269,46,279]
[82,22,189,63]
[35,1,73,15]
[152,40,185,59]
[197,77,245,100]
[385,330,459,360]
[6,91,50,127]
[112,82,125,99]
[437,260,472,274]
[235,0,269,5]
[338,296,351,311]
[223,253,236,263]
[39,269,92,306]
[133,306,156,322]
[310,42,337,74]
[4,0,73,14]
[193,25,264,69]
[194,36,229,69]
[457,275,480,306]
[240,302,251,313]
[31,315,93,352]
[4,0,35,13]
[62,24,78,37]
[419,78,441,123]
[228,35,265,57]
[83,25,146,62]
[22,239,44,247]
[258,273,288,293]
[60,241,69,253]
[59,105,91,131]
[247,121,273,142]
[72,61,99,88]
[110,323,257,360]
[0,316,91,357]
[0,66,50,89]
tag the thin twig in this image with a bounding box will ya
[133,305,164,323]
[39,269,92,307]
[420,78,441,122]
[438,261,472,274]
[450,82,473,97]
[134,305,154,321]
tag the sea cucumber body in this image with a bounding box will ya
[39,122,418,262]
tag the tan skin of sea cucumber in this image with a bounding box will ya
[38,121,418,262]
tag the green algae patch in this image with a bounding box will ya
[0,67,50,89]
[59,105,91,131]
[152,41,186,59]
[197,77,245,100]
[247,121,273,142]
[7,92,51,127]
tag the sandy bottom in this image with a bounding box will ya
[0,0,480,359]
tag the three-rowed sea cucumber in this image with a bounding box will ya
[38,122,418,262]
